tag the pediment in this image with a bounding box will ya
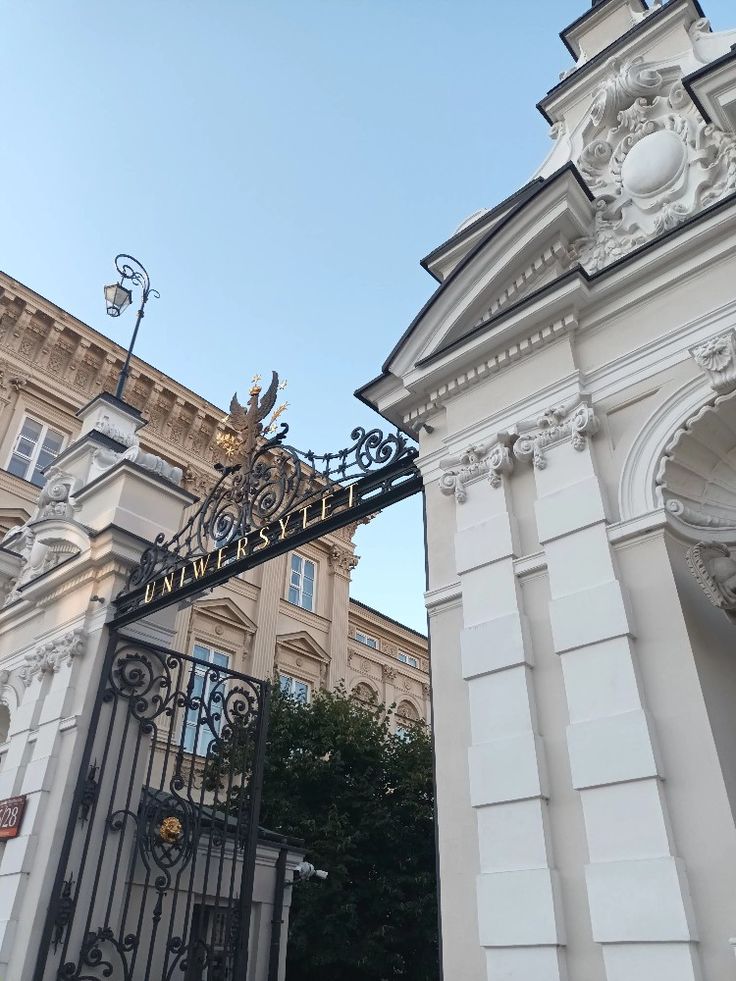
[276,630,330,664]
[191,597,257,634]
[390,165,594,378]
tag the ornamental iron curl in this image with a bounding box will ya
[127,411,416,593]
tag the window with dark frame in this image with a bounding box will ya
[288,553,315,611]
[6,416,64,487]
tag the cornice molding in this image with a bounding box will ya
[403,312,579,430]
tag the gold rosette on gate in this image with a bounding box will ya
[158,816,183,843]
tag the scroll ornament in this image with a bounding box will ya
[686,541,736,624]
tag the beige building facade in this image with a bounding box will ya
[360,2,736,980]
[0,268,429,729]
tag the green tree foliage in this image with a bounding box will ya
[261,683,439,981]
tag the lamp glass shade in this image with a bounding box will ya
[104,282,133,317]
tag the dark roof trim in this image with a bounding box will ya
[349,596,428,641]
[76,390,144,421]
[356,186,736,413]
[538,0,705,124]
[559,0,648,60]
[75,457,197,502]
[355,162,593,396]
[258,826,306,849]
[682,45,736,124]
[52,428,132,468]
[419,185,736,370]
[419,178,544,283]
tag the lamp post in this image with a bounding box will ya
[104,253,159,400]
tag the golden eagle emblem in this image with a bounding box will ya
[215,371,288,465]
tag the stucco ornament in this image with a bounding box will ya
[686,542,736,623]
[19,628,87,686]
[91,439,183,486]
[570,56,736,272]
[328,545,360,575]
[514,400,599,469]
[439,435,515,502]
[0,472,91,603]
[93,415,136,448]
[690,330,736,395]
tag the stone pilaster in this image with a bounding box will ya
[0,395,193,978]
[448,466,567,981]
[528,407,701,981]
[327,544,357,688]
[250,555,286,681]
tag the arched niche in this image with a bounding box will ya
[618,375,714,522]
[656,388,736,542]
[396,700,420,722]
[352,681,379,704]
[0,704,9,743]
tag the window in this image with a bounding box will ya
[7,417,64,487]
[182,644,229,756]
[398,651,418,668]
[355,631,379,650]
[288,554,315,611]
[396,700,420,740]
[279,673,311,703]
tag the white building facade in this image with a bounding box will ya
[360,2,736,979]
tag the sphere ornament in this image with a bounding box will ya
[621,129,687,198]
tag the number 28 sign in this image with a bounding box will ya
[0,796,26,839]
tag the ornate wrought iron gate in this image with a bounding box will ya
[33,371,421,979]
[35,633,269,981]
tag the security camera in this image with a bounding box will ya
[294,861,328,882]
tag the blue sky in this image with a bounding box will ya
[2,0,732,631]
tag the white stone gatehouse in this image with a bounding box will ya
[359,1,736,979]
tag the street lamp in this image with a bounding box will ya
[104,253,159,400]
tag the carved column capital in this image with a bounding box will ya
[328,545,359,576]
[513,399,599,470]
[439,434,515,503]
[20,628,87,686]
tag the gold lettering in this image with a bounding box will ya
[278,515,291,540]
[257,528,270,551]
[217,547,227,570]
[191,555,210,580]
[162,573,174,595]
[302,505,310,530]
[237,537,248,560]
[144,582,156,604]
[179,565,187,588]
[321,494,333,521]
[348,483,355,509]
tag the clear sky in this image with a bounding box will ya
[2,0,733,631]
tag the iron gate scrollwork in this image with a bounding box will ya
[114,371,421,625]
[36,634,269,981]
